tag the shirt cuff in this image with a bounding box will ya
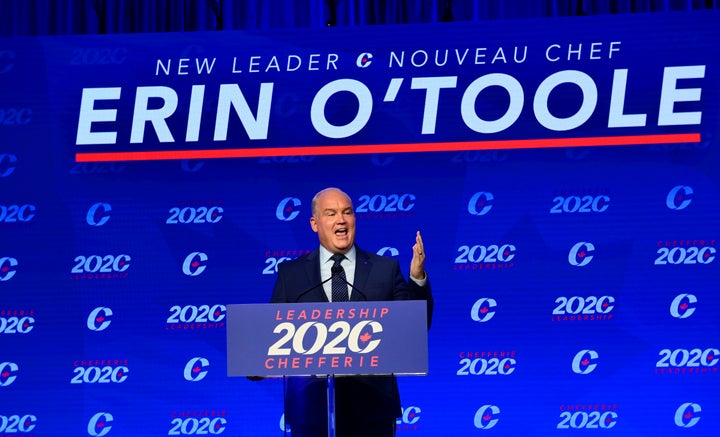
[410,273,427,287]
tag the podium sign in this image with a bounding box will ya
[226,300,428,376]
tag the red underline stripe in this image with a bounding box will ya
[75,133,701,162]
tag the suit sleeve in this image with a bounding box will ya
[408,275,433,329]
[388,257,433,329]
[270,262,289,303]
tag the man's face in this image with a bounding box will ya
[310,189,356,254]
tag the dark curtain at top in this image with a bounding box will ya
[0,0,718,36]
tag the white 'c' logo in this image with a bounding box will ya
[276,197,301,221]
[568,242,594,267]
[88,412,114,436]
[184,357,210,381]
[670,294,697,319]
[0,361,19,386]
[674,403,701,427]
[87,307,113,331]
[183,252,208,276]
[571,349,598,374]
[470,298,497,322]
[468,192,494,216]
[474,404,500,429]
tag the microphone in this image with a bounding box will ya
[293,267,340,303]
[333,267,368,301]
[294,265,368,302]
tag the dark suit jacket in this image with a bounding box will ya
[270,246,433,429]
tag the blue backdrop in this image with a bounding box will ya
[1,9,719,436]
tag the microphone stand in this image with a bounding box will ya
[327,373,336,437]
[294,265,366,435]
[292,267,344,436]
[326,265,342,437]
[325,267,368,436]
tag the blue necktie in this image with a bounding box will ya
[330,254,349,302]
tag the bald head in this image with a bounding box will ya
[310,187,356,254]
[311,187,352,217]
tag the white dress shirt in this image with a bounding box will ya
[318,245,427,301]
[319,245,356,301]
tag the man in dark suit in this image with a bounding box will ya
[271,187,433,437]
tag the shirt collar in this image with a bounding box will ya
[319,245,356,265]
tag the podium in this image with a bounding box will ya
[226,300,428,436]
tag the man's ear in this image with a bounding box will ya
[310,216,318,232]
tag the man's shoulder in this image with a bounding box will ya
[356,247,399,268]
[278,250,317,273]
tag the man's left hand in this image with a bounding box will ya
[410,231,426,280]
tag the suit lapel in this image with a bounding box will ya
[351,248,372,301]
[304,249,329,302]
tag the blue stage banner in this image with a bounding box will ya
[227,301,428,376]
[28,10,712,162]
[1,9,719,436]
